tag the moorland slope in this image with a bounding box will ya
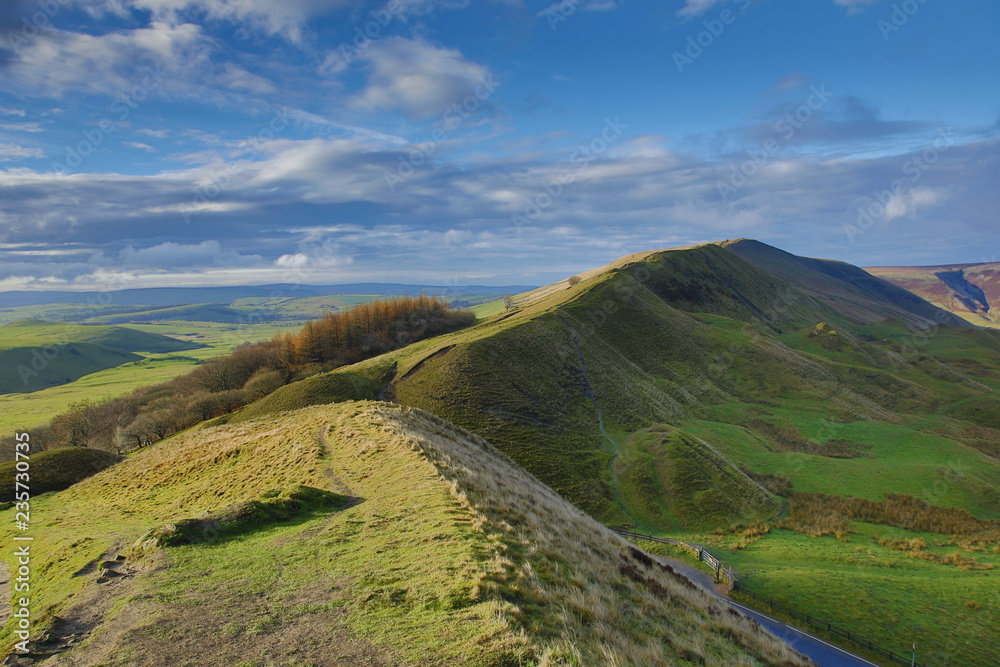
[866,261,1000,328]
[0,402,810,666]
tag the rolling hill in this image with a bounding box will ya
[866,262,1000,328]
[228,240,1000,664]
[10,239,1000,664]
[0,320,204,393]
[723,239,966,329]
[0,402,810,666]
[238,241,1000,524]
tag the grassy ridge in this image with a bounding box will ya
[0,402,811,666]
[296,242,1000,664]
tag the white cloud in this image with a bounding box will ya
[679,0,883,17]
[537,0,621,16]
[0,107,26,117]
[123,141,156,152]
[0,122,44,133]
[883,188,945,221]
[351,37,493,119]
[80,0,351,43]
[5,22,207,97]
[676,0,725,18]
[832,0,882,14]
[0,131,994,285]
[0,144,43,161]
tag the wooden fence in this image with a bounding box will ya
[608,527,738,590]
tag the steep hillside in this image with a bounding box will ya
[866,262,1000,328]
[306,242,998,526]
[721,239,966,328]
[169,240,1000,665]
[0,402,809,666]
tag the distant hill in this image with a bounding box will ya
[722,239,966,329]
[0,401,809,666]
[866,262,1000,328]
[0,283,537,309]
[89,303,250,324]
[0,319,203,393]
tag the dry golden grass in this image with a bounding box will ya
[3,402,814,665]
[360,403,812,665]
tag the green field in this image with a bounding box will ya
[710,527,998,666]
[0,319,306,436]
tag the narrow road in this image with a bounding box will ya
[654,555,878,667]
[728,600,880,667]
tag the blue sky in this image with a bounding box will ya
[0,0,998,289]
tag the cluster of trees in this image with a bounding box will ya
[278,296,475,367]
[0,296,474,458]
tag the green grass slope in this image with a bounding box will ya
[0,447,121,499]
[0,320,204,394]
[0,402,811,666]
[365,244,995,522]
[220,360,396,425]
[0,319,201,353]
[318,241,998,666]
[721,239,965,328]
[0,343,141,394]
[615,426,781,531]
